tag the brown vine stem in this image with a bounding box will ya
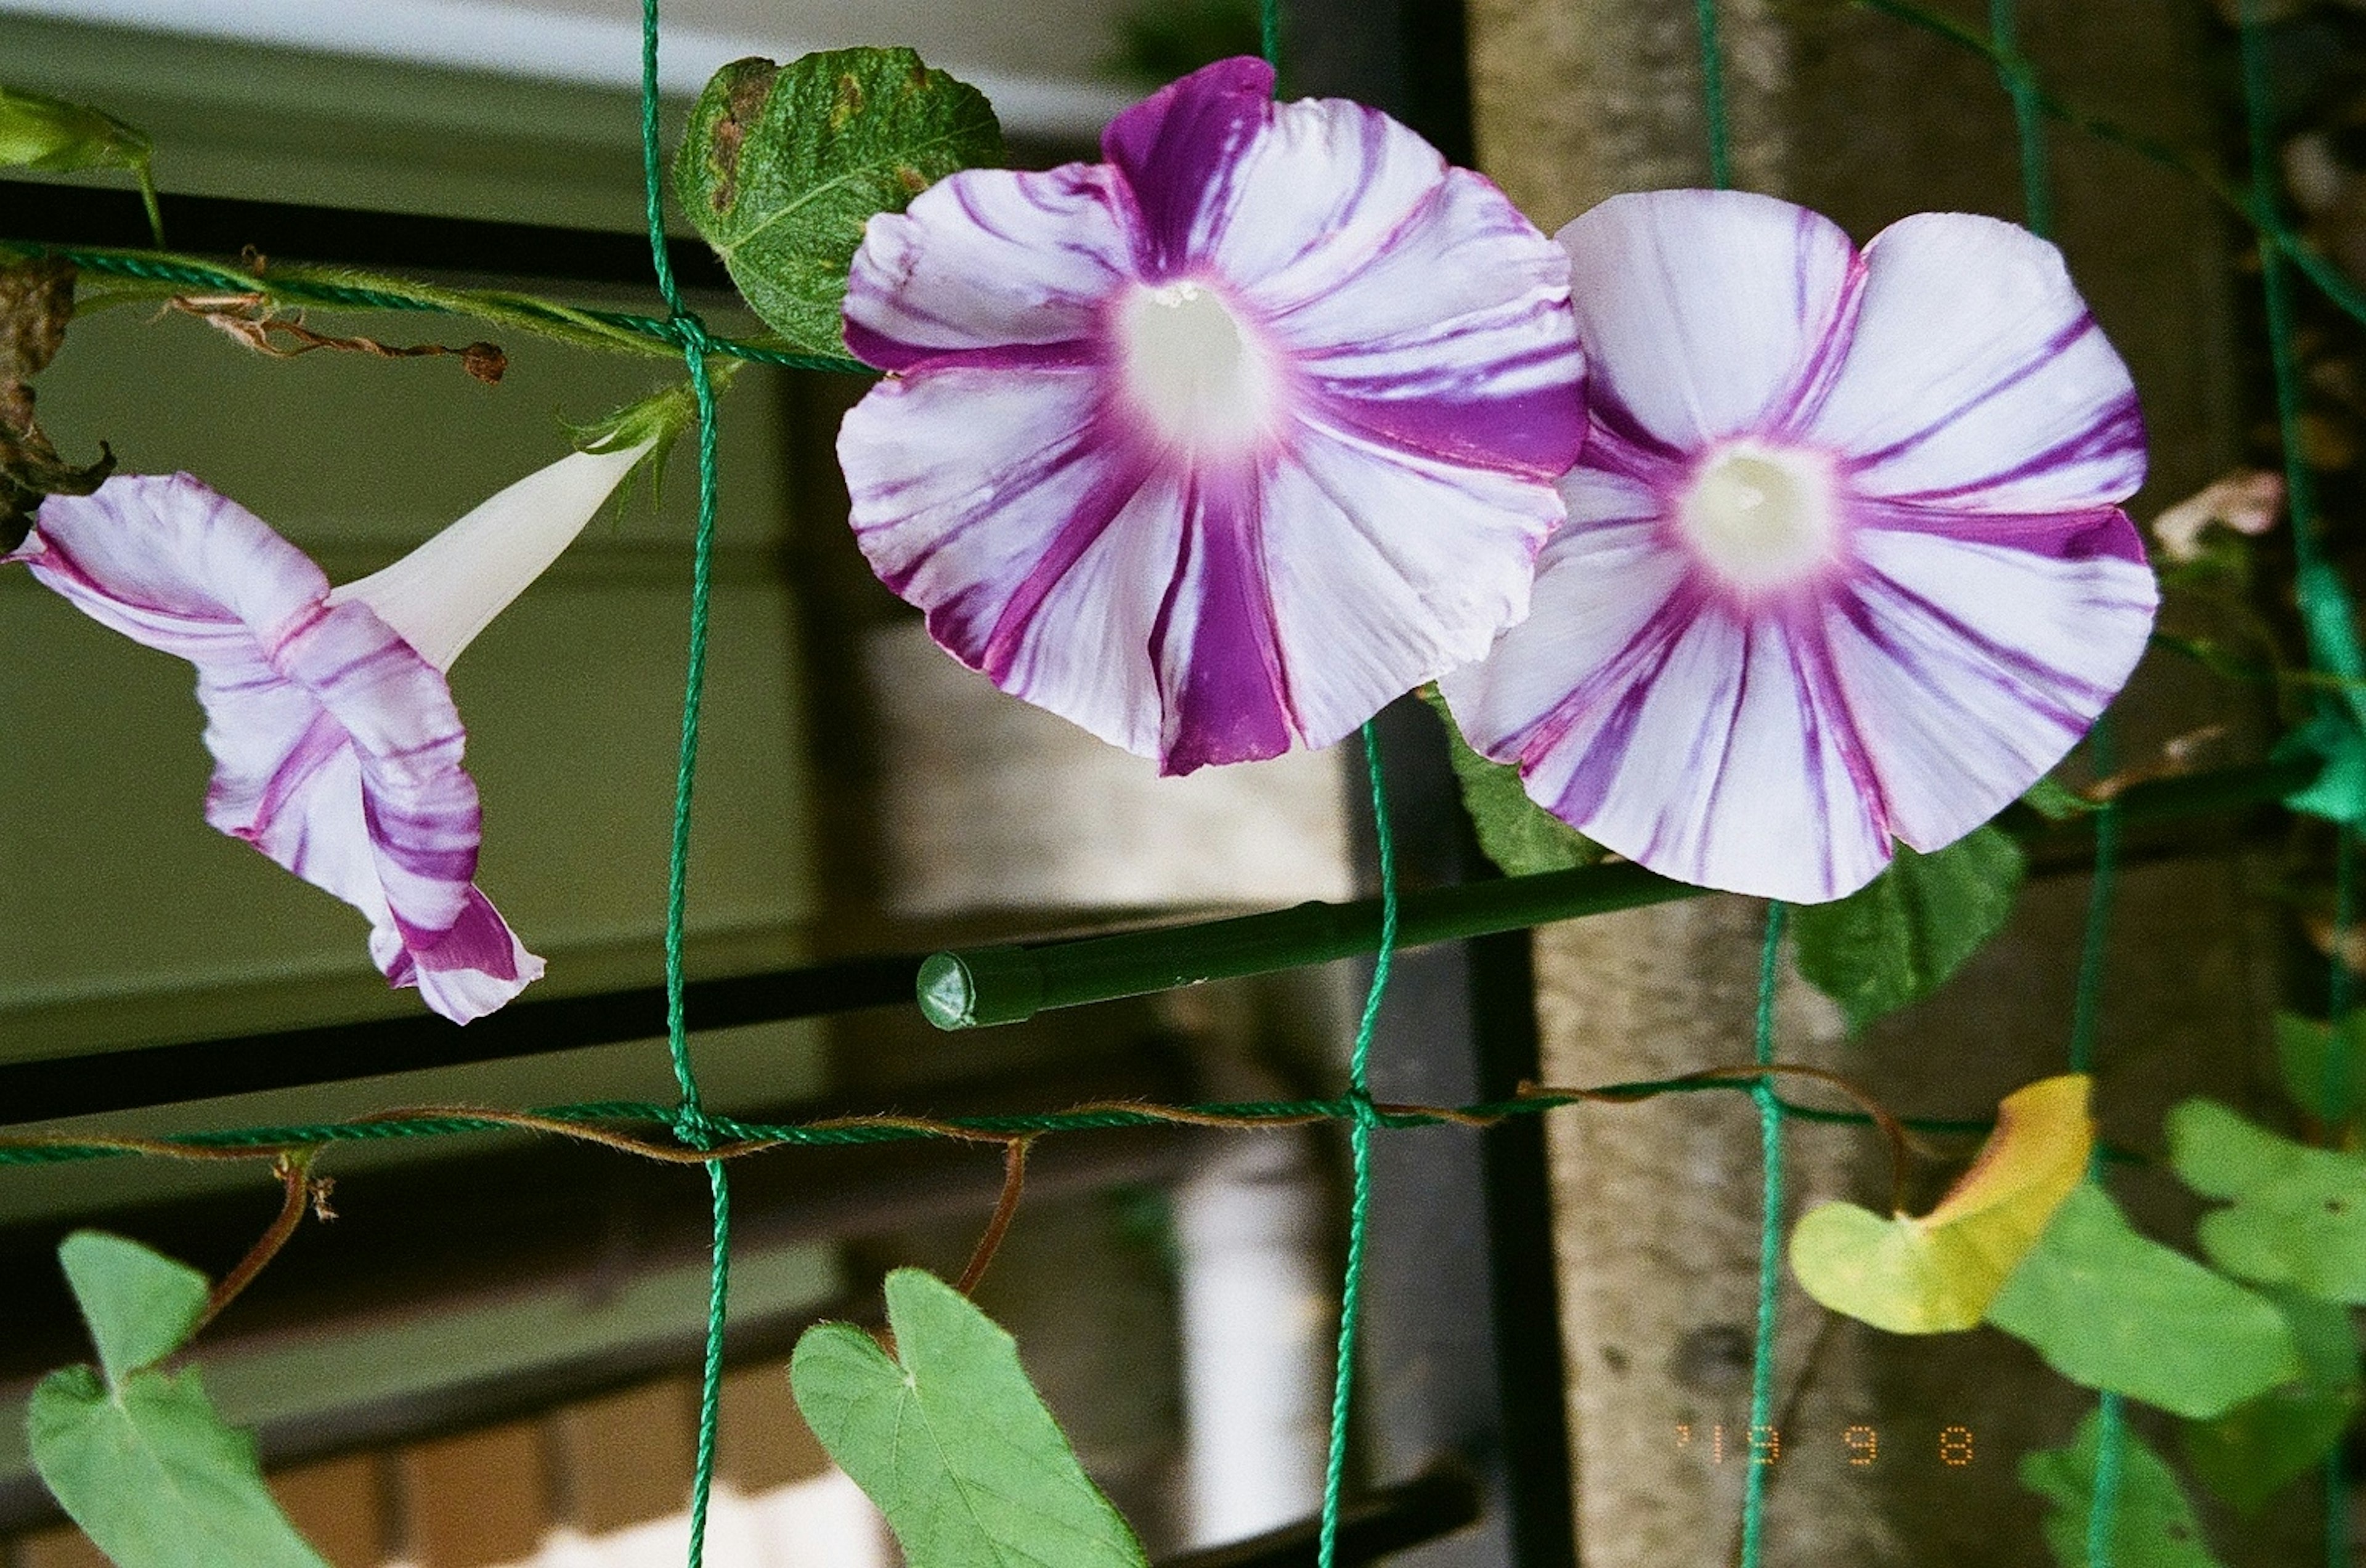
[194,1150,329,1334]
[955,1137,1036,1296]
[1522,1062,1927,1216]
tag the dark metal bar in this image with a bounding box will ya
[0,756,2314,1124]
[1155,1463,1484,1568]
[917,755,2319,1030]
[1,176,733,291]
[0,954,921,1127]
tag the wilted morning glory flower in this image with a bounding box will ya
[10,442,651,1021]
[1440,189,2158,903]
[837,55,1585,775]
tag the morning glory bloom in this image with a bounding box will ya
[837,55,1585,775]
[1440,189,2157,903]
[10,442,650,1021]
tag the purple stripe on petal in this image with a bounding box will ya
[1102,57,1274,274]
[1158,468,1293,774]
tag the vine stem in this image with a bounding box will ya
[195,1152,325,1334]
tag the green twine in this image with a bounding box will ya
[1317,721,1400,1568]
[1694,0,1732,190]
[637,4,732,1564]
[1738,901,1787,1568]
[1986,0,2052,237]
[1261,0,1283,75]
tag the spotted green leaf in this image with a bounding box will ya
[675,49,1002,355]
[2181,1290,2361,1515]
[2168,1097,2366,1302]
[1419,686,1603,875]
[1985,1184,2301,1419]
[790,1269,1147,1568]
[1791,827,2025,1031]
[0,84,160,242]
[2020,1410,2226,1568]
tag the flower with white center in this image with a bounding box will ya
[836,55,1586,775]
[10,441,651,1021]
[1439,189,2159,903]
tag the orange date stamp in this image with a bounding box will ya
[1673,1423,1975,1466]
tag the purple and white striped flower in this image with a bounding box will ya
[1439,189,2158,903]
[837,55,1585,774]
[10,444,649,1021]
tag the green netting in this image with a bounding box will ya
[4,2,2362,1566]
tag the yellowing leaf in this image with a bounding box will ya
[1789,1074,2092,1332]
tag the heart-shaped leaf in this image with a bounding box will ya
[2168,1097,2366,1301]
[790,1269,1147,1568]
[2182,1289,2362,1514]
[1985,1184,2301,1419]
[1789,1074,2091,1332]
[2020,1410,2226,1568]
[58,1229,211,1388]
[1791,827,2025,1032]
[675,48,1002,355]
[31,1233,329,1568]
[1418,686,1603,875]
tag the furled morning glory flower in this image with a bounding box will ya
[9,442,652,1020]
[837,55,1586,775]
[1439,189,2157,903]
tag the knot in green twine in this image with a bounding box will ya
[671,1103,722,1154]
[665,311,721,361]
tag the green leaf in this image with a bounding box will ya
[790,1269,1147,1568]
[2279,712,2366,826]
[2020,773,2101,822]
[2273,1010,2366,1124]
[0,84,161,243]
[58,1230,210,1388]
[1791,1074,2092,1332]
[1985,1184,2302,1419]
[2020,1410,2226,1568]
[1418,686,1603,875]
[29,1365,330,1568]
[2168,1097,2366,1301]
[2182,1290,2360,1514]
[675,49,1002,356]
[1791,827,2025,1031]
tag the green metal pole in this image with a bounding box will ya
[916,757,2317,1030]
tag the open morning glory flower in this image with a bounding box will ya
[1439,189,2157,903]
[9,442,651,1021]
[837,55,1585,774]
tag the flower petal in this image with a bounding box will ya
[1101,56,1278,273]
[1824,513,2157,853]
[844,161,1138,373]
[1261,416,1559,750]
[1442,529,1891,903]
[328,441,649,672]
[1797,213,2145,510]
[1280,163,1585,479]
[21,476,540,1023]
[1555,189,1859,453]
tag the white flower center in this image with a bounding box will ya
[1115,280,1280,456]
[1674,442,1844,593]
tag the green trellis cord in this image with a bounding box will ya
[1688,14,1787,1566]
[636,4,732,1564]
[1738,901,1787,1568]
[1317,723,1400,1568]
[1974,0,2134,1554]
